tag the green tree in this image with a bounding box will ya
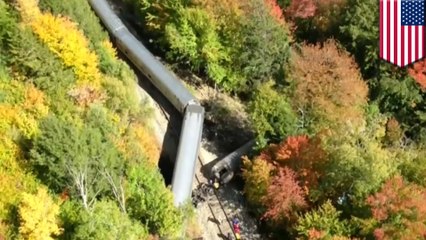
[129,0,290,93]
[339,0,426,143]
[399,147,426,187]
[317,112,399,206]
[72,200,148,240]
[6,27,77,119]
[374,72,426,141]
[127,166,183,238]
[236,0,290,91]
[164,6,233,88]
[339,0,378,77]
[30,113,125,210]
[249,80,298,147]
[0,0,15,52]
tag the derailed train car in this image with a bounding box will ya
[88,0,204,206]
[211,139,255,184]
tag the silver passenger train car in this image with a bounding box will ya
[89,0,204,206]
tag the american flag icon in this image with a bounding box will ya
[380,0,425,67]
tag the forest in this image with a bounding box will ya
[1,0,426,239]
[0,0,188,239]
[125,0,426,239]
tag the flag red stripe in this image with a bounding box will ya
[387,0,390,61]
[394,0,397,65]
[402,26,405,66]
[409,26,412,65]
[423,27,425,59]
[415,26,419,61]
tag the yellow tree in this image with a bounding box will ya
[15,0,102,89]
[242,156,274,207]
[18,187,62,240]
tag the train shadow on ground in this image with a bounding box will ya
[115,47,183,185]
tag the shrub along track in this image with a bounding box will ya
[92,0,261,239]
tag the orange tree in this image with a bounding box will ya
[362,176,426,239]
[242,134,327,235]
[289,40,368,133]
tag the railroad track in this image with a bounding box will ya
[144,70,235,239]
[193,154,236,239]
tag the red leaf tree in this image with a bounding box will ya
[264,0,286,24]
[262,167,308,222]
[244,134,327,225]
[263,135,327,191]
[284,0,316,19]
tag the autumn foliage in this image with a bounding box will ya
[408,59,426,90]
[284,0,316,19]
[366,175,426,239]
[264,0,285,24]
[0,80,48,220]
[18,187,62,240]
[385,117,402,145]
[243,135,326,224]
[290,40,368,131]
[263,135,326,190]
[16,0,102,89]
[284,0,347,41]
[242,156,274,207]
[0,0,180,238]
[262,167,308,222]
